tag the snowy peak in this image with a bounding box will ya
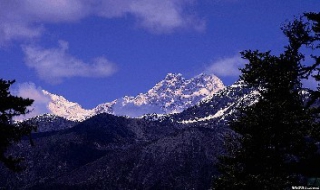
[150,73,224,97]
[188,73,225,96]
[148,73,185,96]
[111,73,225,116]
[42,90,94,121]
[164,73,183,81]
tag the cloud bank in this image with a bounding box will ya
[14,83,51,120]
[206,55,247,77]
[22,40,117,83]
[0,0,204,43]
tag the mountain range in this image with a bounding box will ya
[41,73,225,121]
[1,73,260,189]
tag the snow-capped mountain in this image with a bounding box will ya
[169,80,259,125]
[42,90,95,121]
[41,73,225,121]
[96,73,225,117]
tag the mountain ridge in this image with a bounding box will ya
[3,76,257,189]
[41,73,225,121]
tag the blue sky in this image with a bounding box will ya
[1,0,319,110]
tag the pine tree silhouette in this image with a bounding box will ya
[214,12,320,189]
[0,79,36,172]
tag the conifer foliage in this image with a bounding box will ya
[214,12,320,189]
[299,13,320,139]
[0,79,35,172]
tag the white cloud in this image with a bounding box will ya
[128,0,205,33]
[14,83,51,120]
[0,0,205,44]
[22,40,117,84]
[206,55,247,77]
[0,0,86,44]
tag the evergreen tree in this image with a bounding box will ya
[213,13,320,189]
[283,12,320,181]
[301,13,320,138]
[0,79,36,172]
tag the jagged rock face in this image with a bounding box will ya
[42,73,225,120]
[110,73,225,117]
[171,80,258,124]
